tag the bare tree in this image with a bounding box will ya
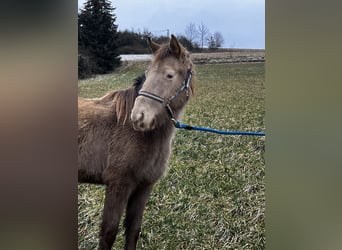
[206,33,216,49]
[185,22,198,46]
[197,23,210,49]
[213,32,224,48]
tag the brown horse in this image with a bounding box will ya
[78,35,195,250]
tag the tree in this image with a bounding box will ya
[206,32,225,50]
[116,30,149,54]
[213,32,224,48]
[78,0,120,77]
[177,35,193,51]
[197,23,210,50]
[207,35,216,49]
[185,22,198,48]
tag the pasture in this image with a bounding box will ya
[78,61,265,249]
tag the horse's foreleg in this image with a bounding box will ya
[99,184,131,250]
[124,184,153,250]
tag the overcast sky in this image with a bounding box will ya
[78,0,265,49]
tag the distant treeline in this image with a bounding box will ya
[117,30,196,54]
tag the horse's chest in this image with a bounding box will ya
[107,128,174,184]
[136,143,171,183]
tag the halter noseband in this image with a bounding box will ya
[138,69,193,121]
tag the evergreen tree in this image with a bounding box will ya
[78,0,120,76]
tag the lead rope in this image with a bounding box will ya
[171,71,265,136]
[171,119,265,137]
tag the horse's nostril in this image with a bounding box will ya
[150,118,156,129]
[131,111,146,131]
[131,112,143,122]
[131,110,156,131]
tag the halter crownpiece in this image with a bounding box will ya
[138,68,193,120]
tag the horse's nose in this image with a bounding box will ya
[131,111,145,130]
[131,110,156,131]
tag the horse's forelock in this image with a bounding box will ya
[152,43,195,97]
[153,44,190,66]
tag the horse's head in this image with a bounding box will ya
[131,35,194,131]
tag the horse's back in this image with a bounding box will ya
[78,97,115,184]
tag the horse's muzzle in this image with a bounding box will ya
[131,104,157,132]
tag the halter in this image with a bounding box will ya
[138,69,193,121]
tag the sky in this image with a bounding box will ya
[78,0,265,49]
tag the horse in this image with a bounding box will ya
[78,35,195,250]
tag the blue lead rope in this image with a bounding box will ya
[173,120,265,136]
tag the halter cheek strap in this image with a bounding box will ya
[138,69,193,120]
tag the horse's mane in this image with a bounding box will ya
[97,74,145,125]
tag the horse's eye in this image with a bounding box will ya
[166,74,173,79]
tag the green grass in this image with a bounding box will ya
[78,62,265,249]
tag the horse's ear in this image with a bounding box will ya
[169,34,182,58]
[147,37,160,54]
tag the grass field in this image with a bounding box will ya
[78,62,265,249]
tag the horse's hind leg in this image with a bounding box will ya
[124,184,153,250]
[99,184,131,250]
